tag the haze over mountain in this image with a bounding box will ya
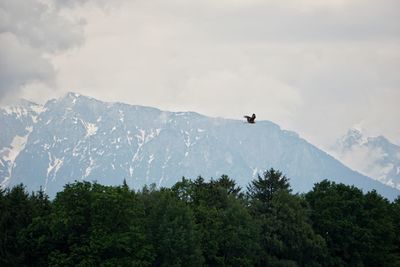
[1,93,399,200]
[331,128,400,190]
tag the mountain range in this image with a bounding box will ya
[331,128,400,191]
[1,93,399,200]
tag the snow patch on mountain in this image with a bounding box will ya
[1,93,399,200]
[83,121,98,137]
[0,126,33,188]
[148,154,155,164]
[3,106,29,118]
[84,157,95,178]
[47,155,63,182]
[3,128,31,162]
[30,105,47,115]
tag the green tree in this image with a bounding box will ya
[187,176,260,266]
[17,188,52,267]
[88,183,153,266]
[3,170,398,267]
[358,190,398,266]
[141,188,203,267]
[48,181,153,266]
[18,216,53,267]
[0,184,34,267]
[247,169,326,266]
[306,180,366,266]
[48,181,93,266]
[392,197,400,263]
[306,180,398,267]
[247,168,291,213]
[266,191,327,266]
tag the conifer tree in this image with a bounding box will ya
[247,169,326,266]
[247,168,290,213]
[0,184,33,266]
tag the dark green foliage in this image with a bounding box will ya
[141,187,203,267]
[360,190,397,266]
[247,168,326,266]
[1,170,400,266]
[0,184,41,266]
[247,168,291,213]
[18,188,52,267]
[49,181,154,266]
[306,180,399,267]
[195,177,259,266]
[173,176,260,266]
[392,197,400,262]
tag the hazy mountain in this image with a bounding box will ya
[331,128,400,190]
[0,99,45,188]
[1,93,399,200]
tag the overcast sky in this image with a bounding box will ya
[1,0,399,148]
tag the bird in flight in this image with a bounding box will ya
[244,113,256,123]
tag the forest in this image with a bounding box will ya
[1,168,400,267]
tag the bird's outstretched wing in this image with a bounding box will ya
[244,114,256,123]
[243,114,256,123]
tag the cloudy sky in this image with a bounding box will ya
[1,0,399,149]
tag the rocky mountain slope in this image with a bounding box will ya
[1,93,399,199]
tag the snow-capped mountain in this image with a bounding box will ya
[0,99,46,188]
[331,128,400,190]
[1,93,399,200]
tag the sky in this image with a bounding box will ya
[1,0,399,149]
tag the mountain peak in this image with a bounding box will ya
[337,128,367,149]
[62,92,91,103]
[1,94,399,200]
[65,92,81,99]
[347,128,362,136]
[332,128,400,191]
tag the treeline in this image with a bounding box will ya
[1,168,400,267]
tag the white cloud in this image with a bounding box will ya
[0,0,87,101]
[1,0,399,148]
[0,33,55,99]
[0,0,84,52]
